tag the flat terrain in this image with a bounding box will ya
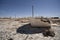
[0,19,60,40]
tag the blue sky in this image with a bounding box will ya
[0,0,60,17]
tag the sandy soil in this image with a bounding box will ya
[0,19,60,40]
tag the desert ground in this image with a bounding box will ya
[0,18,60,40]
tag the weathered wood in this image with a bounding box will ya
[30,18,51,27]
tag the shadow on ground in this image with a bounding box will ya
[16,24,55,37]
[16,24,50,34]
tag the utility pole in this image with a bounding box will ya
[15,14,16,18]
[32,5,34,18]
[32,0,34,18]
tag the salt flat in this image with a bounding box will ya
[0,19,60,40]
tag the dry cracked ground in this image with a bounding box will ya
[0,19,60,40]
